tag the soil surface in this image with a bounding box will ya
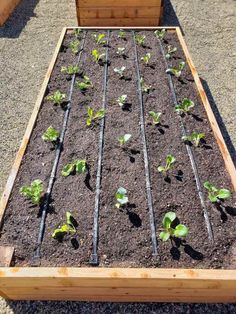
[1,29,235,270]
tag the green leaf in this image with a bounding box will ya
[217,189,231,200]
[75,160,87,174]
[157,165,165,173]
[208,194,218,203]
[66,211,76,230]
[118,134,131,145]
[164,212,176,223]
[179,61,185,71]
[94,109,105,119]
[163,216,172,230]
[166,154,176,167]
[115,187,128,206]
[61,163,75,177]
[86,117,92,126]
[159,231,170,241]
[42,126,59,142]
[203,181,214,191]
[20,179,43,205]
[52,224,70,238]
[174,224,188,238]
[87,107,93,118]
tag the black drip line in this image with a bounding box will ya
[90,30,110,266]
[157,36,214,242]
[32,31,87,265]
[132,30,158,256]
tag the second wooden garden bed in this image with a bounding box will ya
[0,27,236,302]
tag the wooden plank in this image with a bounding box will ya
[78,7,160,19]
[176,27,236,192]
[0,267,236,301]
[0,0,21,25]
[78,0,162,7]
[79,18,160,27]
[0,28,67,228]
[0,247,14,267]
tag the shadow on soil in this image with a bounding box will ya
[201,78,236,167]
[0,0,39,39]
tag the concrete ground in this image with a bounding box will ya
[0,0,235,312]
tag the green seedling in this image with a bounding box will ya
[114,66,126,78]
[158,154,176,176]
[20,179,43,205]
[140,77,152,93]
[61,65,80,75]
[154,29,166,40]
[149,111,162,125]
[115,187,128,209]
[117,94,127,107]
[159,212,188,241]
[61,160,87,177]
[118,134,132,146]
[92,33,106,45]
[117,47,125,55]
[182,131,205,147]
[73,28,82,38]
[46,90,66,105]
[42,126,59,143]
[91,49,105,63]
[141,53,151,65]
[52,212,77,239]
[75,76,93,91]
[165,45,177,59]
[135,34,146,46]
[86,106,105,126]
[166,61,185,78]
[118,29,126,39]
[175,98,195,114]
[69,39,80,54]
[204,181,231,203]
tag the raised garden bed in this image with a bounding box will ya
[0,27,236,302]
[75,0,164,26]
[0,0,21,25]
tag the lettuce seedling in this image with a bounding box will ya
[135,34,146,46]
[52,212,77,239]
[165,45,177,59]
[140,77,151,93]
[166,61,185,78]
[182,131,205,147]
[118,134,132,146]
[115,187,128,208]
[149,111,161,125]
[158,154,176,176]
[75,76,93,91]
[117,95,127,107]
[86,106,105,126]
[20,179,43,205]
[61,160,87,177]
[46,90,66,105]
[159,212,188,241]
[141,53,151,65]
[117,47,125,55]
[42,126,59,143]
[175,98,195,114]
[204,181,231,203]
[73,28,82,38]
[91,49,105,63]
[154,29,166,40]
[118,29,126,39]
[114,66,126,78]
[61,65,80,75]
[92,33,106,45]
[69,39,80,54]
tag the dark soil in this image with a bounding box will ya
[0,29,235,269]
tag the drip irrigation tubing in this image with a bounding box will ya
[90,30,110,266]
[32,31,87,265]
[157,35,214,242]
[132,30,158,256]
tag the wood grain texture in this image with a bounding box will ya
[0,27,236,302]
[176,27,236,192]
[78,0,162,7]
[0,247,14,267]
[0,267,236,301]
[79,18,160,27]
[0,0,21,25]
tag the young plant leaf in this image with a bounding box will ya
[204,181,231,203]
[182,131,205,147]
[61,65,80,75]
[115,187,128,208]
[61,163,75,177]
[52,211,77,239]
[117,47,125,55]
[141,53,151,65]
[73,28,82,38]
[149,111,161,125]
[75,160,87,175]
[154,29,166,40]
[42,126,59,143]
[69,40,80,54]
[46,90,66,105]
[165,45,177,59]
[91,49,105,63]
[92,33,106,45]
[61,160,87,177]
[118,134,132,146]
[86,107,105,126]
[75,76,93,91]
[175,98,195,114]
[118,29,126,39]
[117,95,127,107]
[20,179,43,205]
[140,77,151,93]
[158,154,176,176]
[114,66,126,78]
[174,224,188,238]
[166,61,185,78]
[159,211,188,241]
[135,34,146,46]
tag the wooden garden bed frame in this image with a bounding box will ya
[0,0,21,26]
[0,27,236,302]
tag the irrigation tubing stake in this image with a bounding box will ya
[90,30,110,266]
[157,36,214,242]
[31,31,87,266]
[132,31,158,256]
